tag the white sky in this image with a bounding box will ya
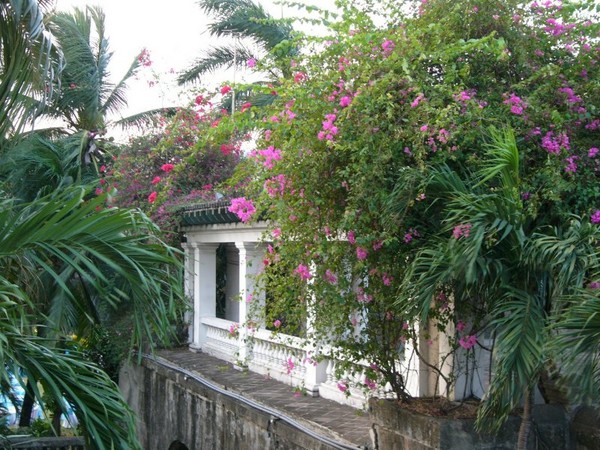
[53,0,296,119]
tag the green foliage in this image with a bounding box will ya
[219,0,599,433]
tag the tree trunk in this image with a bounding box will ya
[52,404,62,436]
[517,387,534,450]
[18,380,35,427]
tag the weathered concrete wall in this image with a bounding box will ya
[369,399,572,450]
[119,358,353,450]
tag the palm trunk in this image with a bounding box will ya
[18,380,35,427]
[517,387,534,450]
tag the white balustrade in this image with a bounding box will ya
[200,317,239,364]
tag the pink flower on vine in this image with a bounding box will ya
[591,210,600,224]
[324,269,338,285]
[364,377,377,390]
[337,382,348,393]
[589,147,599,158]
[347,230,356,244]
[228,197,256,223]
[148,191,157,203]
[459,335,477,350]
[382,39,395,56]
[588,281,600,289]
[382,273,392,286]
[273,319,282,328]
[247,58,257,68]
[285,357,295,374]
[339,96,352,107]
[151,176,161,185]
[272,228,281,238]
[220,85,232,95]
[295,264,312,280]
[161,163,174,173]
[456,321,466,332]
[356,247,368,260]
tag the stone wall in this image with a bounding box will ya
[119,358,354,450]
[368,399,572,450]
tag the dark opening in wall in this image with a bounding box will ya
[167,440,189,450]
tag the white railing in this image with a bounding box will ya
[248,329,309,389]
[318,350,397,409]
[201,317,239,364]
[195,319,491,408]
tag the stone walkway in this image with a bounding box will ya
[156,348,373,449]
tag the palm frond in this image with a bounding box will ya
[177,44,255,85]
[477,288,546,432]
[0,0,60,147]
[476,126,520,192]
[0,186,184,349]
[200,0,293,50]
[115,107,179,130]
[550,290,600,403]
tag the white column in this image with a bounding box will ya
[235,242,265,362]
[181,242,195,344]
[303,298,327,396]
[189,243,219,352]
[224,244,240,322]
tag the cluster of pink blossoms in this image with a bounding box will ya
[318,113,338,142]
[541,131,570,154]
[591,210,600,224]
[503,93,527,115]
[228,197,256,223]
[264,174,287,198]
[294,264,312,280]
[251,146,282,169]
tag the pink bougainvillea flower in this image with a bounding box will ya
[382,273,392,286]
[588,281,600,289]
[285,357,295,374]
[273,319,282,328]
[591,210,600,224]
[228,197,256,223]
[220,144,234,155]
[456,321,466,332]
[347,230,356,244]
[294,264,312,280]
[148,191,158,203]
[293,72,306,83]
[247,58,257,68]
[364,377,377,390]
[95,188,103,196]
[241,102,252,112]
[151,176,161,185]
[324,269,338,285]
[337,382,348,393]
[272,228,282,238]
[381,39,395,55]
[220,85,232,95]
[161,163,175,173]
[356,247,368,260]
[588,147,599,158]
[339,96,352,107]
[459,335,477,350]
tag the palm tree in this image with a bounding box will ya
[1,3,185,446]
[1,5,177,202]
[0,186,184,448]
[400,128,599,449]
[177,0,295,86]
[0,0,60,149]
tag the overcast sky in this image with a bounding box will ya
[53,0,290,118]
